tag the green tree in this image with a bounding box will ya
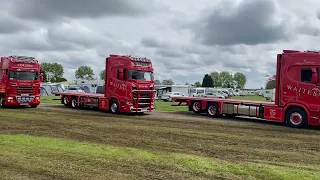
[99,70,105,80]
[233,72,247,89]
[201,74,214,87]
[265,75,276,89]
[55,77,67,82]
[40,62,64,82]
[75,66,95,80]
[210,71,221,87]
[154,80,161,85]
[162,79,174,85]
[194,81,201,87]
[219,71,233,88]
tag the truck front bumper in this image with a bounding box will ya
[4,96,40,107]
[129,106,155,112]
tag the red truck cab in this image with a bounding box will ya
[171,50,320,128]
[55,54,155,113]
[0,56,43,108]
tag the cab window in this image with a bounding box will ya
[301,68,312,83]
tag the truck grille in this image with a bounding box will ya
[132,90,155,108]
[15,86,35,95]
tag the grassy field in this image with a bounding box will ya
[41,95,268,112]
[1,107,320,179]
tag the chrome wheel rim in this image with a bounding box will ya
[193,102,200,111]
[290,112,303,125]
[208,105,217,116]
[111,103,117,112]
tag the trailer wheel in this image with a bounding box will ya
[0,97,4,108]
[191,101,201,113]
[71,98,79,109]
[62,96,70,106]
[206,103,219,117]
[110,100,119,114]
[285,108,307,128]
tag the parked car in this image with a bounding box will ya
[202,92,225,98]
[65,86,85,93]
[161,92,185,102]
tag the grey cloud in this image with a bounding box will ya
[0,16,31,34]
[141,37,169,48]
[295,22,320,36]
[156,49,184,58]
[193,0,287,46]
[9,0,149,21]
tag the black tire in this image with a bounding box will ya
[285,108,307,128]
[206,102,219,117]
[30,105,37,108]
[62,96,70,106]
[191,101,202,113]
[109,100,119,114]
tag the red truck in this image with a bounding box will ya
[171,50,320,128]
[53,54,155,113]
[0,55,43,108]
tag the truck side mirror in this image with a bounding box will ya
[311,68,318,84]
[118,69,124,80]
[40,73,44,82]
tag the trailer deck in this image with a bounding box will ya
[52,92,104,98]
[172,96,275,106]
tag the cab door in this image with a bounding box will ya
[297,67,319,106]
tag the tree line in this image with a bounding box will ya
[193,71,247,89]
[40,62,97,82]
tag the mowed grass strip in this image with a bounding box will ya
[1,134,320,180]
[1,108,320,179]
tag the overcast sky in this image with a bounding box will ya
[1,0,320,88]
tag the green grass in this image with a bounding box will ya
[41,96,267,112]
[40,95,61,104]
[231,96,268,101]
[0,108,320,179]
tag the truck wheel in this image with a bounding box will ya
[0,97,4,108]
[62,96,69,106]
[285,108,307,128]
[191,101,201,113]
[110,100,119,114]
[206,103,219,117]
[30,105,37,108]
[71,98,79,109]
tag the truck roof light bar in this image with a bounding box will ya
[124,55,151,62]
[9,55,39,63]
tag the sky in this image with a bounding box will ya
[1,0,320,88]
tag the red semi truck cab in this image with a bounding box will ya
[171,50,320,128]
[0,56,43,108]
[105,54,155,112]
[55,54,155,113]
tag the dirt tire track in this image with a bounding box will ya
[38,103,214,121]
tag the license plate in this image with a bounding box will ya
[21,94,29,96]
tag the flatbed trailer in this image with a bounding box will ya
[170,96,306,128]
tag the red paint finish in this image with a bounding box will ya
[0,56,42,107]
[172,50,320,128]
[53,55,155,114]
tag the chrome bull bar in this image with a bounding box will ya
[131,89,156,112]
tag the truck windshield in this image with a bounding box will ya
[9,71,39,80]
[128,70,152,81]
